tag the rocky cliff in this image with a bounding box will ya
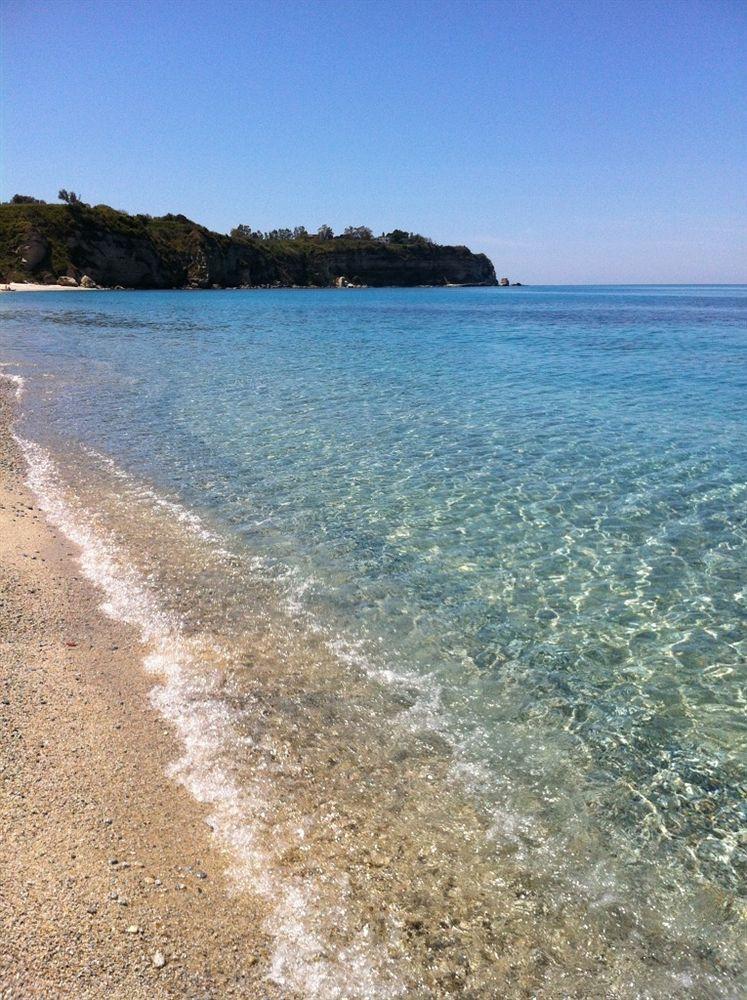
[0,203,497,288]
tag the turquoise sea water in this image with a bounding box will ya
[1,286,745,997]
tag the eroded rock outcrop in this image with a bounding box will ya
[19,233,49,270]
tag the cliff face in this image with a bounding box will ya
[303,244,497,287]
[0,203,497,288]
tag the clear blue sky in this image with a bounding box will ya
[1,0,745,282]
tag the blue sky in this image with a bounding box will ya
[1,0,745,282]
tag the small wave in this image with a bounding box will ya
[0,369,26,399]
[79,444,236,557]
[14,433,404,999]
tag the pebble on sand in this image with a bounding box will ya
[152,950,166,968]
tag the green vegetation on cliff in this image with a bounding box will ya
[0,200,498,288]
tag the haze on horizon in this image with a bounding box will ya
[1,0,745,284]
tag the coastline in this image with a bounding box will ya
[1,282,98,292]
[0,380,277,998]
[0,281,506,292]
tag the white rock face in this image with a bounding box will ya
[57,275,78,286]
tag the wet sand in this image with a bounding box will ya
[0,382,280,997]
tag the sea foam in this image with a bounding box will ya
[12,425,402,999]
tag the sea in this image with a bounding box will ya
[1,285,745,998]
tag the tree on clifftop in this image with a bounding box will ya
[317,224,334,240]
[343,225,373,240]
[58,189,82,205]
[382,229,434,245]
[231,224,255,239]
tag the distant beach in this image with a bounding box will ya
[1,282,98,292]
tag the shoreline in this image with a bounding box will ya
[1,282,99,292]
[0,379,276,998]
[1,281,506,292]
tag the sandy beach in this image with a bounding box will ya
[1,283,99,292]
[0,381,278,998]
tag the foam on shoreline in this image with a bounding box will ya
[9,416,402,997]
[0,368,25,398]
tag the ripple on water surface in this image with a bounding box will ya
[1,285,745,996]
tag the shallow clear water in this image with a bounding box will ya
[2,286,745,997]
